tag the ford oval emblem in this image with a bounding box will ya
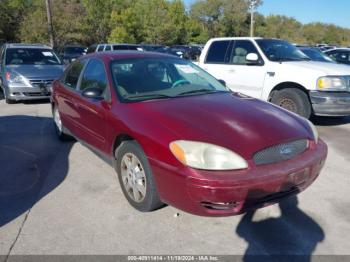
[280,145,293,156]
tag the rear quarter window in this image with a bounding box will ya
[205,40,231,64]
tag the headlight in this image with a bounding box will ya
[317,76,348,91]
[5,72,26,84]
[169,140,248,170]
[305,119,318,143]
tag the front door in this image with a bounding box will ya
[202,40,267,99]
[223,40,267,98]
[74,58,109,153]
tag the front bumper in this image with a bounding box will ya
[150,140,327,216]
[6,85,51,101]
[310,91,350,116]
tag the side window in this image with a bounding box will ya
[230,40,262,65]
[80,59,107,91]
[97,45,104,52]
[205,40,230,64]
[105,45,111,51]
[334,51,349,62]
[63,60,85,89]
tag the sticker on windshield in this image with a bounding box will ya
[175,64,199,74]
[42,52,54,57]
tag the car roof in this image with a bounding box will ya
[5,43,52,49]
[82,50,178,61]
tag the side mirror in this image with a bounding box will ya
[246,53,259,63]
[82,87,103,99]
[218,79,226,87]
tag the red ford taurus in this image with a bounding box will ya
[51,51,327,216]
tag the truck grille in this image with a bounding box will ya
[253,139,309,165]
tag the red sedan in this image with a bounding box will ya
[51,51,327,216]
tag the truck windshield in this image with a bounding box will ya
[256,39,310,62]
[6,48,62,65]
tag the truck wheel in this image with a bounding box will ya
[271,88,311,118]
[115,141,163,212]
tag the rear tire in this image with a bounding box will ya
[271,88,312,118]
[53,106,73,141]
[115,140,163,212]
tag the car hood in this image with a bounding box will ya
[278,61,350,75]
[6,65,65,79]
[133,92,313,159]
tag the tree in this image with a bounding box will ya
[19,0,88,47]
[108,0,189,45]
[256,15,304,43]
[0,0,33,43]
[190,0,262,39]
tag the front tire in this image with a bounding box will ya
[3,89,15,104]
[115,141,163,212]
[271,88,312,118]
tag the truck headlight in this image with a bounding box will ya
[317,76,348,91]
[169,140,248,170]
[305,119,318,143]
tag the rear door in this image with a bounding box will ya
[200,40,232,83]
[74,58,110,153]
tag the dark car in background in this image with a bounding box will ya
[298,46,335,63]
[170,45,202,60]
[325,48,350,65]
[0,44,64,103]
[57,45,86,64]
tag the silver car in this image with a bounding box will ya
[0,44,65,103]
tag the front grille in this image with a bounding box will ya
[29,79,54,87]
[253,139,308,165]
[23,92,50,97]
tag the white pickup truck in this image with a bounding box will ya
[197,37,350,118]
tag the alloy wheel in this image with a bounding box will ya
[121,153,147,203]
[54,107,62,132]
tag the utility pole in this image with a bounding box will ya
[249,0,258,37]
[45,0,54,47]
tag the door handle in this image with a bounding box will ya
[228,69,236,73]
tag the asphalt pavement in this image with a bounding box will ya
[0,95,350,260]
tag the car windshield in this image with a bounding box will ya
[65,47,85,54]
[256,39,310,62]
[5,48,62,65]
[111,57,228,102]
[300,48,334,63]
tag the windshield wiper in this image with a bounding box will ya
[275,57,311,62]
[176,89,221,97]
[123,93,173,100]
